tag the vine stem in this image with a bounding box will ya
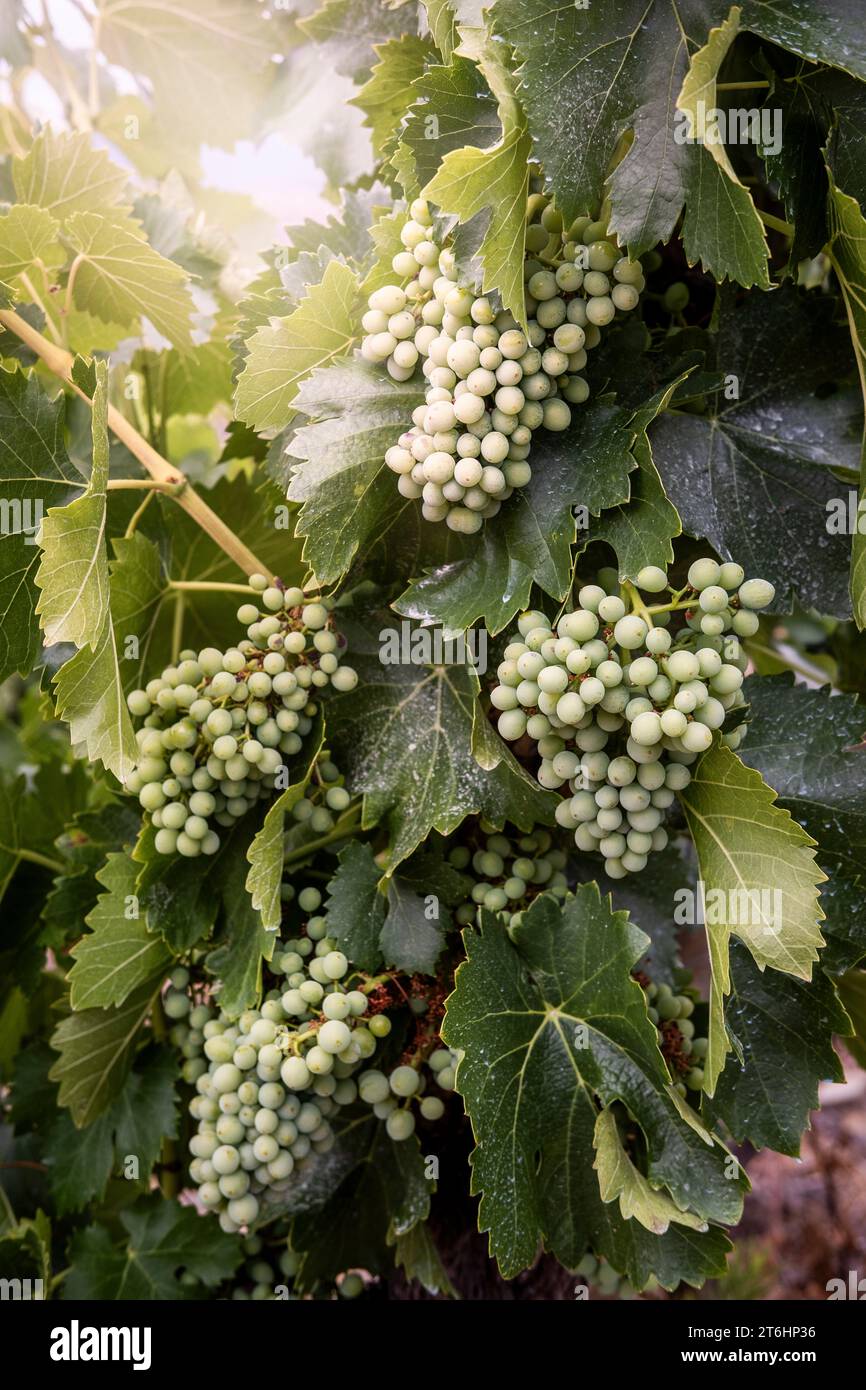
[745,641,827,685]
[107,478,186,493]
[0,307,270,578]
[17,847,65,874]
[167,580,256,594]
[757,208,794,237]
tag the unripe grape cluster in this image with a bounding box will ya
[575,1252,647,1299]
[124,577,357,857]
[170,892,456,1231]
[228,1236,302,1300]
[361,193,644,532]
[491,559,774,878]
[642,976,708,1096]
[449,827,568,930]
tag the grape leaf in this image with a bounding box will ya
[593,1106,707,1235]
[13,128,130,222]
[737,674,866,973]
[45,1044,178,1214]
[68,853,171,1010]
[49,979,160,1127]
[49,365,137,782]
[206,826,276,1019]
[299,0,411,82]
[235,261,360,433]
[703,943,848,1155]
[246,717,325,932]
[391,1220,459,1297]
[678,739,826,1097]
[64,211,195,351]
[397,52,500,194]
[35,359,110,650]
[98,0,276,151]
[350,35,436,159]
[0,365,85,683]
[649,284,860,617]
[0,761,90,906]
[325,841,386,972]
[132,824,222,953]
[287,360,426,584]
[292,1116,431,1289]
[325,615,556,871]
[494,0,865,266]
[582,430,681,579]
[64,1195,242,1300]
[0,203,64,283]
[825,172,866,630]
[442,890,744,1284]
[0,1209,51,1289]
[42,801,140,949]
[422,27,530,325]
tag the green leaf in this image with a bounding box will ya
[703,943,848,1155]
[350,36,436,159]
[737,674,866,972]
[0,365,85,683]
[292,1115,431,1289]
[0,1208,51,1288]
[13,129,130,222]
[287,360,426,584]
[45,1110,114,1216]
[49,980,159,1127]
[325,841,386,973]
[64,211,195,351]
[51,577,138,783]
[0,203,64,282]
[68,853,171,1010]
[422,28,531,325]
[397,53,500,195]
[325,615,556,871]
[381,877,445,977]
[583,430,681,578]
[680,144,771,289]
[246,718,325,932]
[679,739,826,1095]
[593,1106,707,1234]
[43,800,142,949]
[299,0,409,82]
[35,358,110,650]
[443,889,744,1284]
[206,821,276,1018]
[0,760,91,906]
[235,261,360,433]
[391,1220,459,1297]
[825,171,866,628]
[64,1195,242,1300]
[650,285,860,616]
[98,0,276,151]
[675,6,770,288]
[132,825,220,953]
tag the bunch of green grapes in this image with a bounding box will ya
[643,978,708,1095]
[124,577,357,857]
[169,889,456,1232]
[281,751,353,843]
[449,827,568,929]
[361,192,644,533]
[491,559,774,877]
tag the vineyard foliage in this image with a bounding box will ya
[0,0,865,1301]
